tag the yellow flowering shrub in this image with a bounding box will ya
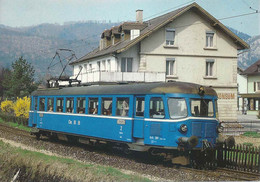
[13,97,30,118]
[0,100,14,113]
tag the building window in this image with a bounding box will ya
[102,60,106,71]
[166,58,175,76]
[84,64,88,73]
[165,28,175,46]
[89,64,92,72]
[206,31,214,47]
[121,58,133,72]
[206,59,215,76]
[107,59,111,71]
[258,65,260,72]
[254,82,260,92]
[97,61,100,71]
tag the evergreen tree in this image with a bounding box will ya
[3,57,38,98]
[0,67,11,100]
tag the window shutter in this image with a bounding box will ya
[254,82,256,92]
[166,29,175,41]
[166,61,169,75]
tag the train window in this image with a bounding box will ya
[30,97,33,110]
[168,98,187,119]
[116,98,129,116]
[47,98,54,112]
[191,99,214,117]
[89,98,98,114]
[39,98,45,111]
[135,97,145,117]
[34,97,38,110]
[66,97,74,113]
[102,98,112,116]
[56,98,64,112]
[215,100,218,117]
[77,97,86,114]
[150,97,165,118]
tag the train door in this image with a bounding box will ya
[33,96,38,126]
[133,96,145,139]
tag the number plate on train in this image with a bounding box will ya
[117,120,125,125]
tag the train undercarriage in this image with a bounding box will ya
[31,128,234,168]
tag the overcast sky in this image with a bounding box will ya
[0,0,259,36]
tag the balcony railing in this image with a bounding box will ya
[73,71,166,83]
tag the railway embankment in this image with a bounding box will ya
[0,139,150,182]
[0,121,221,181]
[0,120,260,181]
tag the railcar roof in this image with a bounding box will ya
[31,82,217,96]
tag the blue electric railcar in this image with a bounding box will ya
[29,82,225,164]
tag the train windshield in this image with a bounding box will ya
[190,99,214,117]
[168,98,187,119]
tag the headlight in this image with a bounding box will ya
[217,125,223,133]
[180,124,188,133]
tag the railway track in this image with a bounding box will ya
[0,122,259,181]
[0,123,33,138]
[178,166,260,181]
[216,168,260,181]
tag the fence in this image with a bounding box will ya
[217,143,260,173]
[222,121,260,135]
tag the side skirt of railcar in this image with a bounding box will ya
[31,128,218,167]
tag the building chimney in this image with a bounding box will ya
[136,10,143,23]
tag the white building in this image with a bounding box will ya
[70,3,249,121]
[239,59,260,115]
[237,67,247,113]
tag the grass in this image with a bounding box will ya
[0,140,150,182]
[242,131,260,138]
[0,117,31,132]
